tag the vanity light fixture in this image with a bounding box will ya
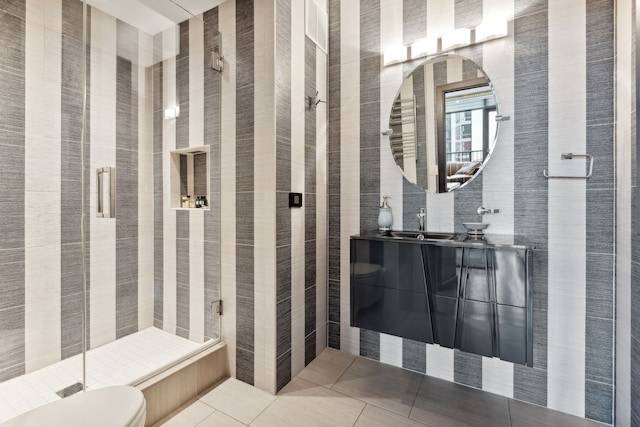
[475,19,508,43]
[383,20,509,67]
[164,105,180,120]
[383,45,408,66]
[441,28,471,51]
[410,37,438,59]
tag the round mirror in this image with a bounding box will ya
[387,54,499,193]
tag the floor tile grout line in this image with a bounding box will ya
[329,354,358,391]
[407,373,426,423]
[245,388,278,425]
[507,398,514,426]
[351,402,367,427]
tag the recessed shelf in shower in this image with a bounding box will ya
[170,145,210,210]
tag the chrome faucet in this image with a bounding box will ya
[477,206,500,215]
[417,208,426,231]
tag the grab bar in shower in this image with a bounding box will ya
[96,167,116,218]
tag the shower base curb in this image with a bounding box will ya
[136,342,228,426]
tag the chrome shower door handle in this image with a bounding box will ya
[96,167,116,218]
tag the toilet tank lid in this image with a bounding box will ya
[1,385,146,427]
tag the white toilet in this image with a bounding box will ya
[1,385,146,427]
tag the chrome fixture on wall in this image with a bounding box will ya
[307,90,326,110]
[211,50,224,72]
[477,206,500,215]
[417,207,426,231]
[96,167,116,218]
[543,153,594,179]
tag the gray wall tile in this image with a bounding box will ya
[632,336,640,424]
[585,380,613,424]
[236,295,255,353]
[585,317,613,385]
[454,350,482,389]
[276,298,291,359]
[360,329,380,360]
[276,245,291,302]
[235,244,254,300]
[0,10,24,76]
[305,331,316,366]
[585,254,614,320]
[236,347,254,385]
[116,283,138,339]
[402,338,426,374]
[61,291,83,358]
[0,306,24,373]
[328,279,340,324]
[514,365,547,407]
[305,285,316,338]
[0,254,24,312]
[234,1,255,385]
[276,349,291,392]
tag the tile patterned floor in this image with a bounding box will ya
[0,327,203,424]
[160,348,607,427]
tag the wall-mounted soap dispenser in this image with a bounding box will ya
[378,196,393,232]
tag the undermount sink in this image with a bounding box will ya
[388,230,456,240]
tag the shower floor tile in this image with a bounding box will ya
[0,327,202,424]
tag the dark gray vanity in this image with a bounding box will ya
[350,232,534,366]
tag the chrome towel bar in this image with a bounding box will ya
[543,153,594,179]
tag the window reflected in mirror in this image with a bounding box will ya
[443,84,497,191]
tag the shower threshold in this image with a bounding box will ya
[0,327,213,424]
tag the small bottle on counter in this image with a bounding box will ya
[378,195,393,232]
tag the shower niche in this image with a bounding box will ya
[170,146,210,209]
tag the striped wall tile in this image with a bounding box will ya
[358,0,381,361]
[338,0,362,357]
[275,0,293,391]
[90,7,117,349]
[234,0,254,386]
[547,0,586,417]
[116,20,139,340]
[252,0,278,393]
[138,30,154,332]
[24,0,57,373]
[616,0,634,424]
[153,31,164,331]
[218,0,237,378]
[512,0,549,409]
[203,8,221,343]
[327,0,341,350]
[315,41,328,357]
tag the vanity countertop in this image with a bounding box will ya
[352,231,536,250]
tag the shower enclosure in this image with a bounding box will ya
[0,0,222,422]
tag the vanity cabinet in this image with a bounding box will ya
[351,235,533,366]
[350,240,434,343]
